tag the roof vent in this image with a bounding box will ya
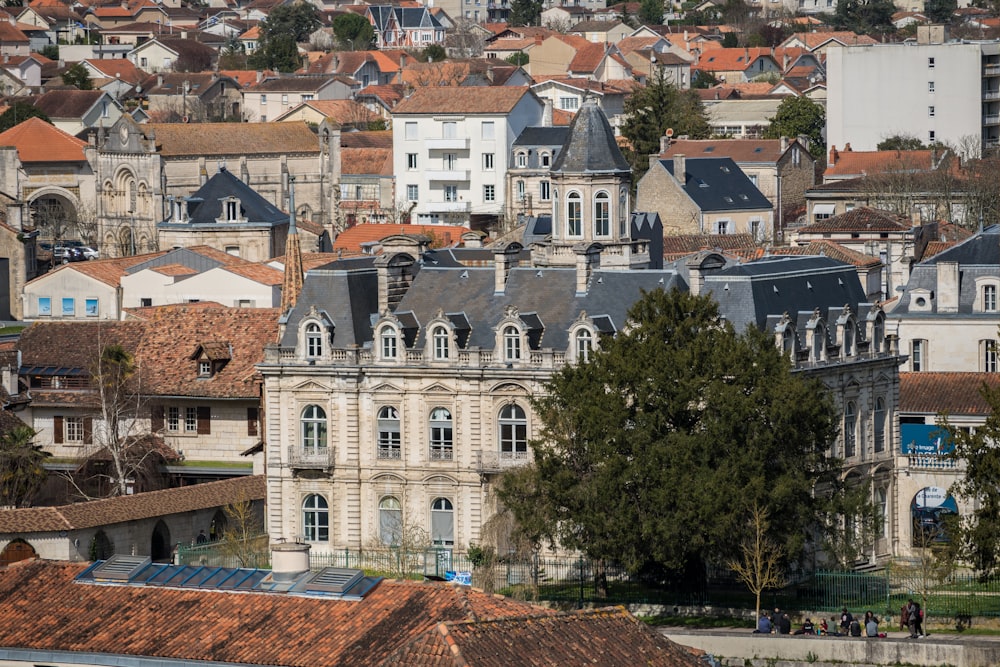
[91,555,151,582]
[271,541,311,582]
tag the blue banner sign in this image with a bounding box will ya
[901,423,954,455]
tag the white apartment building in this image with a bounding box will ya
[391,86,545,225]
[827,26,1000,155]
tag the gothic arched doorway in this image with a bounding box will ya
[150,520,171,562]
[0,539,37,566]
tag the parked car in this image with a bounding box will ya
[53,246,88,263]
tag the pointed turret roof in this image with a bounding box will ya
[550,98,630,174]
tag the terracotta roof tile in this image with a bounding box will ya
[0,476,264,533]
[342,146,392,176]
[0,116,88,162]
[662,232,757,259]
[900,372,1000,415]
[0,20,28,42]
[218,69,277,87]
[765,241,882,268]
[661,138,793,163]
[141,122,319,156]
[825,148,942,178]
[296,99,380,124]
[335,224,468,254]
[796,206,911,234]
[393,86,531,115]
[149,262,198,276]
[30,88,103,119]
[222,262,284,285]
[341,129,393,148]
[0,560,550,666]
[26,251,170,288]
[18,320,146,370]
[784,30,878,50]
[84,58,144,84]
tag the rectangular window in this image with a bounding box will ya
[281,94,289,106]
[406,153,417,169]
[928,81,935,92]
[483,153,494,170]
[247,407,259,437]
[38,297,51,316]
[559,96,579,110]
[167,406,180,432]
[140,298,152,307]
[302,94,313,101]
[481,121,495,140]
[985,340,998,373]
[61,298,75,317]
[199,360,212,377]
[260,94,267,105]
[65,416,85,442]
[405,121,417,140]
[912,339,926,371]
[748,173,758,186]
[444,185,458,202]
[516,180,525,201]
[442,122,458,139]
[928,57,935,68]
[983,284,997,311]
[929,130,936,142]
[928,106,935,117]
[539,180,551,201]
[185,406,198,432]
[484,184,495,201]
[406,184,418,201]
[85,298,98,317]
[716,220,730,234]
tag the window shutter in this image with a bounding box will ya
[197,406,211,434]
[151,405,164,432]
[54,415,64,444]
[83,418,93,444]
[247,407,259,437]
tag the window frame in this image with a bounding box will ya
[430,497,454,546]
[911,339,926,371]
[844,400,857,458]
[593,190,610,237]
[873,396,886,454]
[305,322,323,359]
[377,406,402,459]
[429,407,453,460]
[983,339,998,373]
[498,403,527,459]
[379,496,402,545]
[300,404,328,453]
[432,325,450,360]
[503,325,521,361]
[302,494,329,542]
[575,328,593,362]
[380,326,398,360]
[566,190,582,237]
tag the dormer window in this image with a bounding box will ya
[305,323,323,359]
[842,320,855,357]
[380,327,398,360]
[540,152,551,167]
[432,325,450,360]
[985,285,998,311]
[503,325,521,361]
[225,198,240,222]
[576,329,592,362]
[515,151,527,168]
[199,360,212,377]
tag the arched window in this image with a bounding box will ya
[300,405,327,453]
[813,324,826,361]
[379,496,402,545]
[782,327,794,355]
[567,191,582,237]
[499,404,527,459]
[844,401,857,458]
[872,316,885,354]
[843,321,855,356]
[429,408,453,460]
[875,487,888,539]
[377,406,401,459]
[431,498,454,546]
[515,151,527,168]
[380,327,397,360]
[503,325,521,361]
[302,494,329,542]
[305,323,322,358]
[873,397,886,453]
[576,329,592,362]
[91,530,114,560]
[594,191,610,237]
[432,326,450,360]
[540,151,551,167]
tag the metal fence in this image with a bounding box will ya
[174,543,1000,617]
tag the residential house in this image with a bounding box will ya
[0,476,264,563]
[17,0,85,49]
[87,0,168,30]
[243,76,351,123]
[81,59,146,100]
[506,124,569,218]
[482,26,553,60]
[694,47,781,84]
[304,50,400,87]
[158,167,289,262]
[355,83,406,121]
[140,72,243,122]
[541,4,592,29]
[621,43,693,88]
[704,97,784,139]
[331,224,468,256]
[658,137,816,226]
[636,155,775,240]
[273,99,381,129]
[366,6,445,50]
[238,24,259,54]
[94,118,341,257]
[824,145,950,183]
[340,143,396,225]
[96,21,165,47]
[530,78,629,130]
[0,16,31,58]
[528,35,632,82]
[28,88,124,138]
[391,86,544,226]
[780,30,879,56]
[0,559,706,667]
[569,19,631,43]
[0,55,42,91]
[127,37,217,73]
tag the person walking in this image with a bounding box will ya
[906,599,919,638]
[914,601,924,637]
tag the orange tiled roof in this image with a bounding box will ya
[766,241,882,268]
[662,233,757,260]
[900,372,1000,415]
[392,86,531,115]
[342,146,392,176]
[298,99,379,124]
[661,138,798,163]
[334,224,468,253]
[222,262,284,285]
[797,207,912,234]
[0,476,264,533]
[0,116,88,163]
[149,262,199,277]
[142,122,319,156]
[784,30,878,50]
[0,559,552,666]
[218,69,276,87]
[28,251,170,287]
[695,47,778,72]
[825,148,941,178]
[341,129,393,148]
[567,42,607,73]
[85,58,145,84]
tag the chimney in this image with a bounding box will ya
[936,261,959,313]
[783,52,789,71]
[486,64,494,83]
[844,142,852,152]
[574,243,601,296]
[270,542,310,582]
[399,53,407,69]
[375,250,418,314]
[157,74,163,87]
[673,153,686,181]
[911,209,922,226]
[332,55,339,72]
[256,70,263,83]
[780,136,788,152]
[829,145,838,165]
[542,98,553,126]
[660,134,670,154]
[493,241,523,294]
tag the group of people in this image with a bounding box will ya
[901,599,925,638]
[754,608,793,634]
[753,607,885,638]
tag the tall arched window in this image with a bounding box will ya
[379,496,402,545]
[873,397,886,453]
[429,408,453,460]
[782,327,794,355]
[813,325,826,361]
[576,329,592,362]
[499,404,527,459]
[377,406,401,459]
[875,487,888,539]
[302,494,329,542]
[305,323,322,358]
[567,191,582,236]
[503,326,521,361]
[594,191,610,237]
[844,401,857,458]
[300,405,327,453]
[872,316,885,354]
[380,327,397,360]
[843,321,855,356]
[432,326,450,360]
[431,498,454,546]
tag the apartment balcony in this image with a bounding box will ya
[985,114,1000,126]
[426,137,470,150]
[425,169,471,182]
[414,200,471,214]
[287,445,335,470]
[985,63,1000,76]
[984,90,1000,100]
[476,450,531,474]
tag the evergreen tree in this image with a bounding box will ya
[0,103,50,133]
[924,0,956,23]
[831,0,896,34]
[620,71,710,178]
[877,135,927,151]
[332,12,375,51]
[0,425,48,508]
[763,96,826,159]
[61,62,93,90]
[248,3,321,72]
[638,0,663,25]
[497,289,854,581]
[509,0,543,27]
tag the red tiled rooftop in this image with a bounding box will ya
[825,148,942,178]
[334,224,468,254]
[900,372,1000,415]
[393,86,531,115]
[796,207,911,234]
[0,116,88,162]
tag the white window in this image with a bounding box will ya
[483,153,494,170]
[481,121,495,140]
[260,94,267,105]
[65,416,85,442]
[929,130,936,142]
[716,220,730,234]
[380,328,397,359]
[515,151,527,168]
[185,407,197,432]
[300,405,327,452]
[444,185,458,202]
[594,191,610,237]
[377,406,401,459]
[406,184,418,201]
[431,498,454,546]
[442,121,457,138]
[983,339,998,373]
[539,180,551,201]
[911,339,926,371]
[305,322,323,358]
[405,122,417,140]
[429,407,453,459]
[499,404,527,458]
[167,406,180,432]
[844,401,857,458]
[302,495,328,542]
[983,284,998,311]
[406,153,417,169]
[484,184,495,202]
[503,325,521,361]
[443,153,457,170]
[432,326,450,359]
[199,360,212,377]
[559,96,578,110]
[225,200,239,221]
[281,94,288,105]
[567,191,582,236]
[576,329,592,362]
[516,180,525,201]
[379,496,402,545]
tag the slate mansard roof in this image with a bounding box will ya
[662,157,773,212]
[160,167,289,229]
[550,98,630,174]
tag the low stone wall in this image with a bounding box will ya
[663,631,1000,667]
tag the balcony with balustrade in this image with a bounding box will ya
[288,445,336,471]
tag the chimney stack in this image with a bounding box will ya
[493,241,523,294]
[660,134,671,154]
[936,261,959,312]
[673,154,686,181]
[270,542,310,582]
[829,145,838,165]
[780,136,788,152]
[375,249,419,314]
[574,243,602,296]
[542,98,553,126]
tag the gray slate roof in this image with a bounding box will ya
[662,157,773,212]
[550,98,630,174]
[279,266,379,348]
[159,168,288,229]
[513,126,570,147]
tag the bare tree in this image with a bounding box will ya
[446,19,486,58]
[728,502,785,620]
[365,508,431,579]
[218,490,267,568]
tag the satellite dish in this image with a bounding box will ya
[666,128,674,137]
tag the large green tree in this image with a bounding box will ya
[496,289,853,582]
[332,12,374,51]
[61,62,93,90]
[248,2,320,72]
[877,135,927,151]
[764,96,826,158]
[638,0,663,25]
[509,0,543,27]
[924,0,957,23]
[831,0,896,34]
[0,103,50,133]
[0,425,48,508]
[621,72,710,178]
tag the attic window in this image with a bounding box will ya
[199,360,212,377]
[754,147,763,152]
[225,199,240,221]
[723,196,733,203]
[720,165,730,173]
[739,194,749,200]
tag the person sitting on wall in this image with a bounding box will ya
[754,612,772,634]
